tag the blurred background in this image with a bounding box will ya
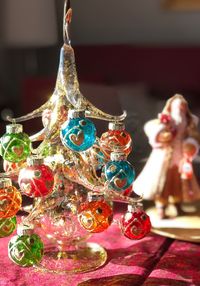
[1,0,200,168]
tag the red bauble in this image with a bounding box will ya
[18,158,54,197]
[100,123,132,158]
[120,206,151,240]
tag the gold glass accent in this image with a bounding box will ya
[35,242,107,274]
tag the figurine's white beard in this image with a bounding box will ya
[171,111,184,125]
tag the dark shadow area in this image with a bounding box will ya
[78,274,190,286]
[78,274,144,286]
[142,277,191,286]
[106,237,172,267]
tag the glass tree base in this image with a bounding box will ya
[35,242,107,274]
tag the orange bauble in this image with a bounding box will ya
[100,122,132,158]
[78,194,113,233]
[0,178,22,219]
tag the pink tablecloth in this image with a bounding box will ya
[0,222,200,286]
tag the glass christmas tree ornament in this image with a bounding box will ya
[100,122,132,158]
[104,152,135,192]
[0,178,22,219]
[0,124,31,163]
[8,225,44,267]
[0,216,17,238]
[18,156,54,197]
[0,0,148,274]
[60,110,96,152]
[78,193,113,233]
[120,204,151,240]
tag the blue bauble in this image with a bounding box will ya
[104,160,135,191]
[60,117,96,152]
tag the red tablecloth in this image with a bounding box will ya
[0,220,200,286]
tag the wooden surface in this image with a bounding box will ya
[147,204,200,243]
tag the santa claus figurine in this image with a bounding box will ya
[133,94,200,219]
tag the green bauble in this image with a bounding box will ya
[1,124,31,163]
[0,216,17,238]
[8,234,44,267]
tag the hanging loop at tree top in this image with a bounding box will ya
[63,0,72,45]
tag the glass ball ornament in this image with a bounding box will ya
[0,178,22,219]
[18,157,54,197]
[104,152,135,192]
[0,216,17,238]
[120,204,151,240]
[78,193,113,233]
[8,231,44,267]
[60,110,96,152]
[100,122,132,158]
[0,124,31,163]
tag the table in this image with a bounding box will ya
[0,219,200,286]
